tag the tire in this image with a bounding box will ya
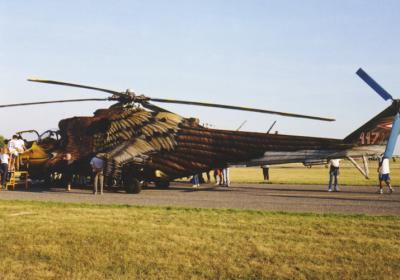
[124,177,142,194]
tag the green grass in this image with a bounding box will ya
[0,200,399,279]
[225,160,400,186]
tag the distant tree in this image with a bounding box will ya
[0,135,5,148]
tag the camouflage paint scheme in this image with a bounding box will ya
[22,101,398,184]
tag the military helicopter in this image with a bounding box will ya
[1,68,399,193]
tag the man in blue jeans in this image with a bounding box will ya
[328,159,341,192]
[192,173,200,188]
[0,147,10,188]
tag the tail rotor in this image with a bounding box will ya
[356,68,400,158]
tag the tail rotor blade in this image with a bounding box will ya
[383,113,400,158]
[356,68,393,101]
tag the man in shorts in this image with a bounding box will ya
[261,165,270,181]
[378,157,394,194]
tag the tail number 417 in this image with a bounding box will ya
[359,132,380,145]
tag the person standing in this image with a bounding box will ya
[192,173,200,189]
[328,159,341,192]
[261,165,270,181]
[15,136,26,170]
[213,168,222,186]
[15,136,25,153]
[90,154,105,195]
[222,167,230,187]
[0,147,10,189]
[378,157,394,194]
[7,135,19,171]
[62,153,73,191]
[205,170,211,183]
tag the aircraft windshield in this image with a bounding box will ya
[16,130,40,142]
[39,130,60,141]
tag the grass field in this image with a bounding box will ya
[225,160,400,186]
[0,200,399,279]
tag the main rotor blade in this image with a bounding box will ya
[141,101,171,113]
[27,78,124,96]
[149,98,335,121]
[356,68,393,101]
[0,98,109,108]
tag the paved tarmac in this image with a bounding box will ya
[0,183,399,215]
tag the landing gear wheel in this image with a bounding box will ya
[155,180,170,189]
[124,177,142,194]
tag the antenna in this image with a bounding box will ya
[236,120,247,131]
[266,121,277,134]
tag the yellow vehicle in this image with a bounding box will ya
[16,130,60,179]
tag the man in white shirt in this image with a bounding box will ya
[378,157,393,194]
[8,135,18,156]
[261,165,270,181]
[328,159,341,192]
[90,154,105,195]
[8,135,19,171]
[15,136,25,153]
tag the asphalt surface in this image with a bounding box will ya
[0,183,399,215]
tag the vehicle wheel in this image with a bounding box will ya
[155,180,170,189]
[124,177,142,194]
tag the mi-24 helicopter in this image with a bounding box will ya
[2,68,399,193]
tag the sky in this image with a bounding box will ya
[1,1,399,149]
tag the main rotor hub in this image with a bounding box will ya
[125,88,135,97]
[113,89,151,104]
